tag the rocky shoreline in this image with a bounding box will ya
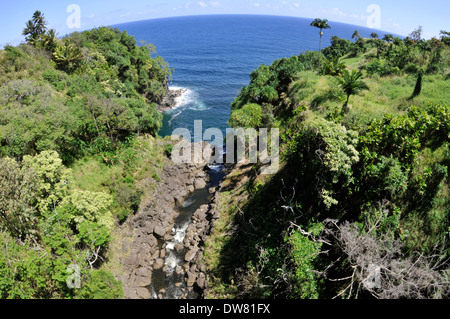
[158,87,187,111]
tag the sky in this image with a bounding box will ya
[0,0,449,47]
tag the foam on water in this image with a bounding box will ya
[181,198,196,208]
[168,86,197,109]
[174,222,190,243]
[167,86,212,114]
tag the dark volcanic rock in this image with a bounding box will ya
[116,141,214,299]
[159,88,186,111]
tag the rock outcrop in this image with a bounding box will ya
[158,87,187,111]
[179,196,221,296]
[115,153,211,299]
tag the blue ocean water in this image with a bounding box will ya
[114,15,390,137]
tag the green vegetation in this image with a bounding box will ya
[310,18,332,75]
[0,10,170,164]
[1,10,449,300]
[206,25,450,299]
[0,11,172,299]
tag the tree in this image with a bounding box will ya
[352,30,362,41]
[370,32,379,39]
[22,11,48,46]
[440,30,450,45]
[0,158,39,240]
[383,34,394,43]
[41,29,58,52]
[337,69,369,113]
[229,103,264,128]
[410,26,423,42]
[52,41,83,73]
[310,18,331,75]
[22,150,72,215]
[410,69,424,99]
[323,56,347,77]
[309,219,450,299]
[374,39,386,59]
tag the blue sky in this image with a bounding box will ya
[1,0,449,47]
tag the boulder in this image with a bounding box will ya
[196,273,206,290]
[175,266,184,276]
[124,251,138,267]
[137,275,152,287]
[154,225,166,238]
[185,248,198,262]
[153,258,164,270]
[175,196,185,207]
[144,222,156,235]
[147,234,158,248]
[185,271,197,287]
[136,287,151,299]
[174,243,184,253]
[194,178,207,190]
[194,205,208,221]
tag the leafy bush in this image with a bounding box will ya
[287,223,323,299]
[42,69,68,91]
[77,269,123,299]
[22,150,72,215]
[229,103,263,128]
[114,182,142,222]
[64,189,115,230]
[404,63,419,74]
[0,157,39,240]
[366,59,392,76]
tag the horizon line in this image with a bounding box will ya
[1,13,430,49]
[110,13,406,37]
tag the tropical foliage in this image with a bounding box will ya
[205,24,450,300]
[0,11,174,299]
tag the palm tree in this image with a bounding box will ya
[337,69,369,113]
[41,29,58,52]
[323,56,347,77]
[310,18,331,75]
[53,42,83,73]
[22,10,47,46]
[370,32,379,39]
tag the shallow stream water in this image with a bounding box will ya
[150,164,225,299]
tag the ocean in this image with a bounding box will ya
[113,14,390,137]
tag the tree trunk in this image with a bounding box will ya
[342,95,350,114]
[318,31,323,75]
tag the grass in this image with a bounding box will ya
[289,53,449,127]
[69,134,168,223]
[205,45,449,298]
[71,156,121,192]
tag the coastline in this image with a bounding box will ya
[159,87,189,112]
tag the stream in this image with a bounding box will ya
[149,164,226,299]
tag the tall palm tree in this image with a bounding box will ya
[310,18,331,75]
[22,10,47,46]
[337,69,369,113]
